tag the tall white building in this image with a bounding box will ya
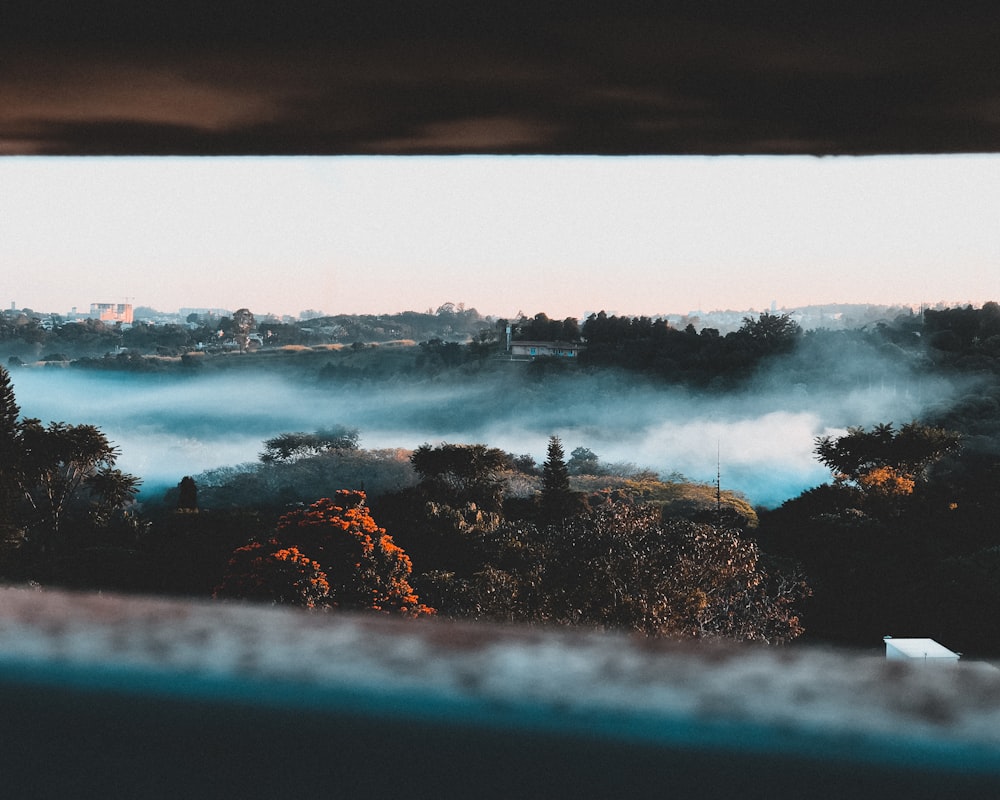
[90,303,133,324]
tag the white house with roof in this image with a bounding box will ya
[508,340,584,360]
[884,636,960,666]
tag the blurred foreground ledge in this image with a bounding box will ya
[2,586,1000,798]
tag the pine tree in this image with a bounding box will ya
[0,366,21,531]
[540,435,572,517]
[177,476,198,512]
[0,366,18,446]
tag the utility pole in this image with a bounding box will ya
[716,441,722,525]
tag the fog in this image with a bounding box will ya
[8,342,968,508]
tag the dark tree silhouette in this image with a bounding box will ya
[540,435,573,518]
[0,366,20,532]
[177,476,198,512]
[411,443,508,511]
[548,506,808,642]
[0,366,18,439]
[85,466,142,527]
[567,446,601,476]
[469,503,808,642]
[259,426,360,463]
[814,422,962,494]
[738,312,802,352]
[513,312,582,343]
[14,419,140,546]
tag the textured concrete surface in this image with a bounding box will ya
[2,585,1000,797]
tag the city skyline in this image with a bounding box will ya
[3,155,999,320]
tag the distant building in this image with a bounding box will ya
[884,636,960,666]
[90,303,133,324]
[508,340,584,360]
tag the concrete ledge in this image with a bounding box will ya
[2,586,1000,798]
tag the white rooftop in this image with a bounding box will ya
[884,637,960,661]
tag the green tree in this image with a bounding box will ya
[0,366,19,441]
[411,443,508,511]
[85,466,142,527]
[738,312,802,353]
[814,422,962,494]
[14,419,140,547]
[567,446,602,476]
[540,435,572,518]
[259,426,360,463]
[475,503,808,643]
[177,476,198,511]
[511,453,538,475]
[0,366,21,533]
[560,317,581,341]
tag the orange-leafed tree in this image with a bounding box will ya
[856,465,915,498]
[215,540,331,608]
[217,491,433,616]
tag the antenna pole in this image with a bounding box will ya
[716,441,722,524]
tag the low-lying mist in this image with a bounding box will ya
[8,339,971,508]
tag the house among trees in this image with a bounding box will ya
[508,340,584,360]
[503,314,584,360]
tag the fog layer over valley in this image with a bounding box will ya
[8,335,967,507]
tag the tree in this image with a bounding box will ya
[560,317,581,342]
[232,307,255,353]
[85,465,142,527]
[13,419,140,547]
[0,366,20,532]
[177,476,198,511]
[217,491,433,616]
[540,435,572,518]
[477,503,808,643]
[411,443,508,511]
[0,372,141,573]
[214,541,331,608]
[567,446,602,476]
[738,312,802,353]
[259,426,360,463]
[814,422,962,494]
[0,366,19,440]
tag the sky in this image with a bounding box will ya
[2,154,999,321]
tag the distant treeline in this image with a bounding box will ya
[576,310,800,385]
[502,304,1000,393]
[11,302,1000,388]
[0,303,496,361]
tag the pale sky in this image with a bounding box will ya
[2,155,999,320]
